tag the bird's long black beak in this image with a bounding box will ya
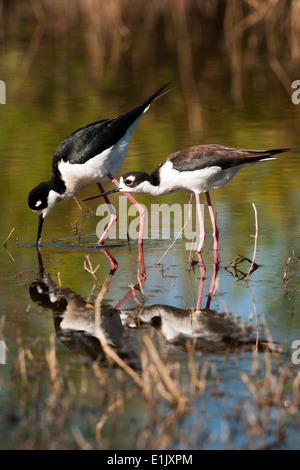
[82,187,120,202]
[36,214,44,245]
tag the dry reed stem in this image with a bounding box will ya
[92,361,108,387]
[245,203,258,281]
[3,228,15,247]
[73,195,85,216]
[226,0,271,39]
[170,0,203,136]
[71,424,93,450]
[93,269,143,389]
[0,315,5,341]
[265,0,292,94]
[45,333,63,395]
[291,370,300,413]
[241,371,259,400]
[283,256,291,300]
[95,397,125,445]
[242,347,294,410]
[84,254,102,289]
[140,349,153,402]
[260,315,278,355]
[213,276,231,317]
[143,335,187,412]
[3,247,16,263]
[57,271,62,293]
[245,281,259,352]
[17,332,28,388]
[283,257,291,282]
[186,341,209,394]
[84,255,141,385]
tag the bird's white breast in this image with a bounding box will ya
[58,146,115,196]
[157,161,239,195]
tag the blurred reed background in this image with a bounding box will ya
[1,0,299,134]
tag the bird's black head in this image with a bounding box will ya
[28,181,64,244]
[119,171,152,193]
[28,182,51,215]
[82,171,156,204]
[28,180,64,217]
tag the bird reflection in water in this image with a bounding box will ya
[29,248,273,365]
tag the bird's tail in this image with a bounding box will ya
[228,147,292,170]
[258,148,292,158]
[240,147,292,164]
[144,82,172,107]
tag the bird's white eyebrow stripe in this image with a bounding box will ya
[35,200,42,207]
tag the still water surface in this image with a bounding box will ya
[0,75,300,449]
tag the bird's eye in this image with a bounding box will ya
[125,178,134,185]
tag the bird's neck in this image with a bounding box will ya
[137,174,172,196]
[49,176,67,195]
[51,162,68,194]
[146,166,177,195]
[136,170,165,196]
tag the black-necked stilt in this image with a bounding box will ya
[83,144,291,252]
[28,83,169,245]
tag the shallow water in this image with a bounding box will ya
[1,35,300,449]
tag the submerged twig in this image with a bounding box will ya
[73,196,86,216]
[3,247,15,263]
[224,253,260,280]
[3,228,15,247]
[84,254,101,289]
[283,257,291,283]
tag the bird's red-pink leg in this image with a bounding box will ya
[195,252,206,312]
[108,173,145,246]
[102,249,118,272]
[209,249,219,294]
[205,250,219,311]
[96,182,118,245]
[115,244,146,310]
[194,250,219,312]
[205,191,219,251]
[195,193,205,253]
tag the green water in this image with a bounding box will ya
[0,13,300,450]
